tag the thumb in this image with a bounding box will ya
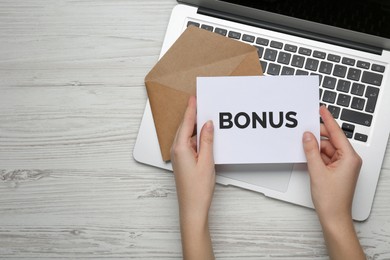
[198,120,215,166]
[302,131,325,177]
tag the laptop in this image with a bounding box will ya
[134,0,390,221]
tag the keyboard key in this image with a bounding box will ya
[228,31,241,39]
[342,122,355,132]
[351,83,365,96]
[371,64,385,73]
[362,71,383,86]
[342,122,354,138]
[333,64,347,78]
[327,54,341,63]
[354,133,368,142]
[277,52,291,64]
[214,27,227,36]
[291,55,305,68]
[201,24,213,31]
[319,61,333,74]
[281,66,295,75]
[344,130,353,138]
[313,51,326,59]
[267,63,281,75]
[305,58,319,71]
[264,48,277,61]
[337,93,351,107]
[254,46,264,58]
[342,57,356,66]
[322,90,337,103]
[242,34,255,43]
[296,69,309,75]
[336,79,351,93]
[365,86,379,113]
[284,44,297,52]
[323,76,337,89]
[256,37,269,46]
[347,68,362,81]
[270,40,283,49]
[340,109,373,126]
[187,21,200,27]
[260,60,268,73]
[351,97,365,110]
[328,105,341,118]
[357,60,370,69]
[298,47,312,56]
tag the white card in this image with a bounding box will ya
[197,76,320,164]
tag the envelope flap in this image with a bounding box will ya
[146,51,261,95]
[230,49,264,76]
[145,26,258,83]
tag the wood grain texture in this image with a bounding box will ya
[0,0,389,259]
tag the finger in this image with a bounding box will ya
[320,123,330,138]
[198,120,215,168]
[171,96,197,162]
[302,131,325,177]
[320,106,353,151]
[320,153,332,165]
[176,96,197,145]
[320,139,336,159]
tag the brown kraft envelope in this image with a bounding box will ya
[145,26,263,161]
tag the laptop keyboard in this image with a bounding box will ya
[187,21,387,143]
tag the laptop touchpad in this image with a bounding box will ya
[216,164,293,193]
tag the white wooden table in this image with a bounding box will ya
[0,1,389,259]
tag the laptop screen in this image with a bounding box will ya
[219,0,390,38]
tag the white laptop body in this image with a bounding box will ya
[134,0,390,221]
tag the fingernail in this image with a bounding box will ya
[303,132,312,142]
[205,120,214,131]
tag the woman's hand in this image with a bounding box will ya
[171,96,215,260]
[303,106,365,260]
